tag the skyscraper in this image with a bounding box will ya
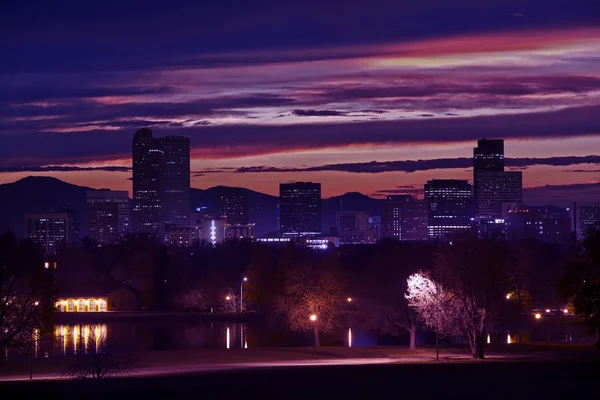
[132,128,164,238]
[381,195,428,241]
[473,139,522,220]
[279,182,321,237]
[87,190,131,245]
[217,187,248,224]
[424,179,472,240]
[160,135,191,229]
[336,211,375,244]
[26,211,75,255]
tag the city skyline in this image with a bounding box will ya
[2,1,600,203]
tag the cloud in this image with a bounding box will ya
[524,181,600,205]
[0,165,130,173]
[229,155,600,174]
[291,109,348,117]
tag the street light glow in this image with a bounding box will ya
[347,297,352,303]
[545,309,551,313]
[505,293,512,300]
[534,313,541,319]
[225,295,231,301]
[309,314,317,322]
[243,277,248,282]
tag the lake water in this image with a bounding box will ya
[6,316,596,361]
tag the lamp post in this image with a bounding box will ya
[310,314,319,347]
[240,277,248,312]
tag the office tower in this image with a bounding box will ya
[160,135,191,229]
[86,190,131,245]
[381,195,428,241]
[217,187,248,224]
[473,138,523,221]
[336,211,375,244]
[279,182,322,237]
[26,212,74,254]
[132,128,164,238]
[505,207,571,244]
[167,226,199,248]
[476,171,523,219]
[577,203,600,238]
[424,179,472,240]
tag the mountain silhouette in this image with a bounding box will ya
[0,176,382,239]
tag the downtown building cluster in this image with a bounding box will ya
[22,133,600,253]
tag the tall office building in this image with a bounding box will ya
[476,171,523,219]
[424,179,472,240]
[132,128,163,238]
[87,190,131,245]
[505,207,571,244]
[279,182,322,237]
[217,187,248,224]
[473,139,522,220]
[381,195,428,241]
[574,203,600,238]
[26,212,75,255]
[336,211,375,244]
[160,135,191,228]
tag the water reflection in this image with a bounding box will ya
[226,326,230,349]
[55,324,108,355]
[348,328,352,347]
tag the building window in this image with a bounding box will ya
[98,300,107,312]
[78,300,85,312]
[67,300,74,312]
[89,300,96,311]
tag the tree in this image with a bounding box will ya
[354,248,419,350]
[559,229,600,346]
[275,262,345,347]
[0,232,54,359]
[175,288,208,312]
[431,236,514,359]
[405,272,458,359]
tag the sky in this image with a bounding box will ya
[2,0,600,204]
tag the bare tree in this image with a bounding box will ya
[406,272,458,360]
[221,293,239,313]
[1,233,54,360]
[275,263,345,347]
[64,333,136,380]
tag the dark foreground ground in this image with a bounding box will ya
[2,357,599,400]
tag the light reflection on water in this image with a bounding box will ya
[54,324,108,355]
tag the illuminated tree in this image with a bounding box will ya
[276,262,345,347]
[176,288,208,312]
[221,293,239,313]
[0,232,54,359]
[405,272,458,359]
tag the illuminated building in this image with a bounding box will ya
[26,211,75,255]
[56,285,138,312]
[336,211,376,244]
[161,135,191,229]
[86,190,131,245]
[381,195,428,241]
[574,203,600,239]
[217,187,248,224]
[167,226,199,247]
[224,223,256,240]
[132,128,164,239]
[279,182,322,237]
[505,207,571,243]
[473,139,523,221]
[424,179,472,240]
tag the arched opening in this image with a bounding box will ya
[89,300,97,312]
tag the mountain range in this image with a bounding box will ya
[0,176,383,238]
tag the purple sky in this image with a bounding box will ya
[2,0,600,204]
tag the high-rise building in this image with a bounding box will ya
[132,128,164,239]
[86,190,131,245]
[475,171,523,219]
[26,212,75,254]
[167,226,199,248]
[279,182,321,237]
[160,136,191,229]
[336,211,375,244]
[217,187,248,224]
[381,195,428,241]
[224,223,256,240]
[424,179,472,240]
[473,139,523,221]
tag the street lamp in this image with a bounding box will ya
[347,297,353,303]
[505,293,512,300]
[240,277,248,312]
[534,313,541,319]
[310,314,317,322]
[309,314,318,347]
[225,295,231,301]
